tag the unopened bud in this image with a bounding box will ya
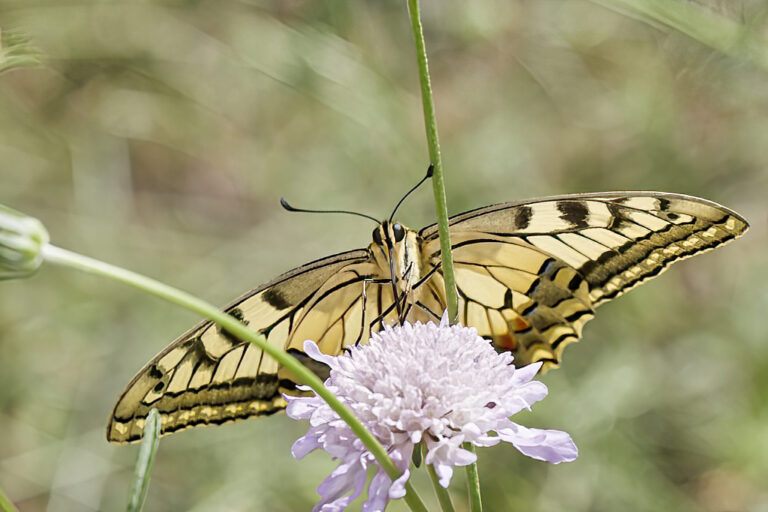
[0,204,49,279]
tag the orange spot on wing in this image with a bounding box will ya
[495,333,517,351]
[511,317,531,332]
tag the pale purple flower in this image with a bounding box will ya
[286,315,577,511]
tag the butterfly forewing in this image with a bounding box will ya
[285,261,401,356]
[107,249,372,443]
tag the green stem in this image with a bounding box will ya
[0,485,19,512]
[41,245,427,512]
[406,0,458,323]
[424,446,456,512]
[463,444,483,512]
[407,1,482,507]
[126,409,161,512]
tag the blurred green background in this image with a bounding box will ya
[1,1,766,511]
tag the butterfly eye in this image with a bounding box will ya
[372,227,383,245]
[392,223,405,242]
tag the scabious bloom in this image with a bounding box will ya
[286,315,577,512]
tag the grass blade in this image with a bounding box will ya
[590,0,768,69]
[126,408,161,512]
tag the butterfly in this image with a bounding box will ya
[107,184,748,443]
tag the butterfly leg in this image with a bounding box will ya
[375,244,404,321]
[398,263,415,324]
[354,278,391,345]
[388,256,404,321]
[355,278,371,346]
[400,301,413,325]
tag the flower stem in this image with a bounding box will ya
[424,446,456,512]
[406,0,458,323]
[41,244,428,512]
[463,444,483,512]
[0,485,18,512]
[407,1,482,508]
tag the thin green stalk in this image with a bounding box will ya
[126,409,161,512]
[0,485,19,512]
[406,0,458,323]
[407,1,482,508]
[424,446,456,512]
[41,245,427,512]
[463,444,483,512]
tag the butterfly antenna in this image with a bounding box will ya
[389,164,434,222]
[280,198,380,224]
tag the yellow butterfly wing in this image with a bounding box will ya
[107,249,396,443]
[110,191,748,441]
[420,192,749,370]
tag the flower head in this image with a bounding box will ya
[286,316,577,512]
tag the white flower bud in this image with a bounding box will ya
[0,205,50,279]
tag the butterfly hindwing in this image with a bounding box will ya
[424,233,594,370]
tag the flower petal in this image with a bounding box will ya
[291,433,320,459]
[315,460,367,511]
[285,395,318,420]
[514,381,549,410]
[498,423,578,463]
[362,470,391,512]
[511,361,542,385]
[303,340,338,367]
[434,462,454,488]
[389,469,411,499]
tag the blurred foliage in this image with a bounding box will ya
[0,29,40,74]
[0,0,766,511]
[593,0,768,68]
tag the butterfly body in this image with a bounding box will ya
[369,221,425,303]
[108,191,748,443]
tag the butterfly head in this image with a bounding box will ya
[371,221,422,290]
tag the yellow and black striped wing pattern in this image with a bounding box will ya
[109,191,747,442]
[420,191,749,370]
[108,249,381,443]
